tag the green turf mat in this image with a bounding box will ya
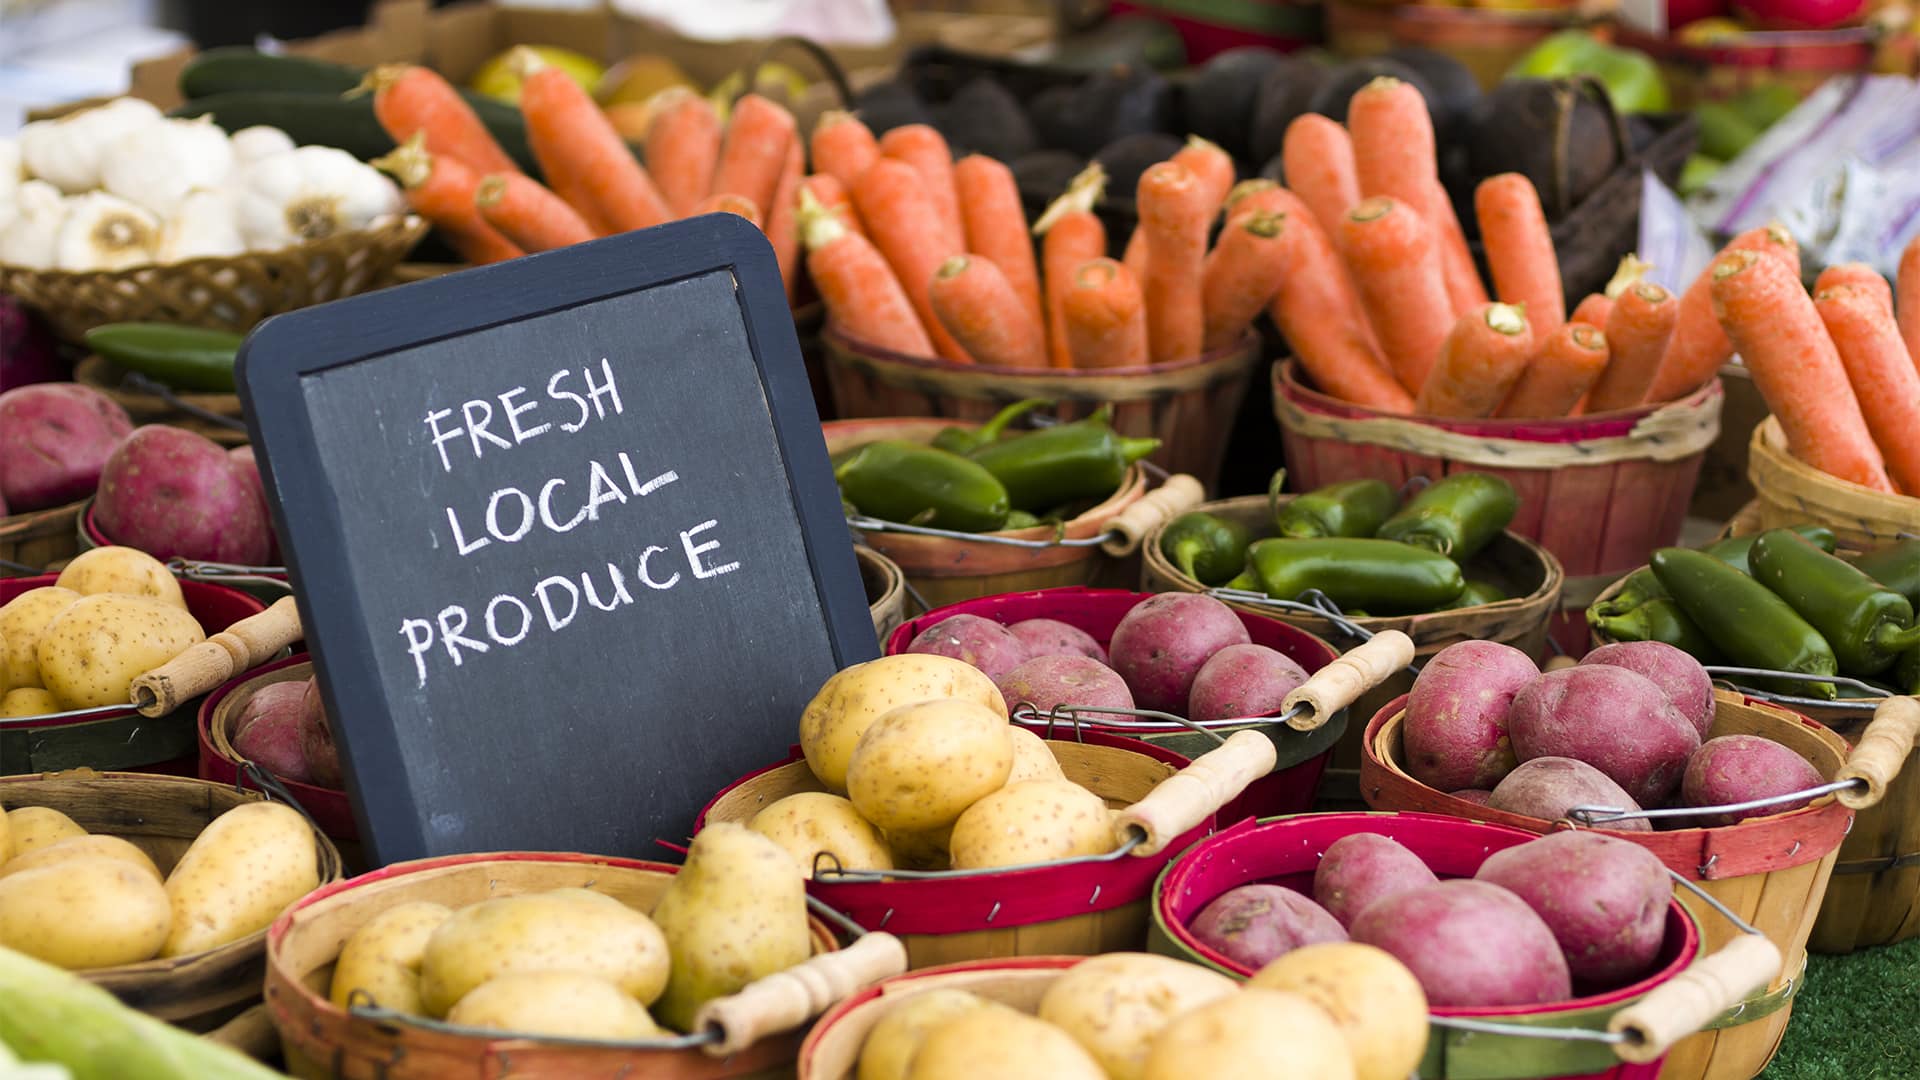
[1761,937,1920,1078]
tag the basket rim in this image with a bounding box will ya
[823,324,1261,382]
[196,652,350,808]
[1749,414,1920,515]
[0,215,429,284]
[0,497,88,538]
[81,499,290,579]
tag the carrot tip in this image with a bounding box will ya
[1712,249,1761,280]
[1763,221,1795,247]
[1630,281,1671,303]
[1361,75,1406,93]
[1604,254,1652,297]
[1033,162,1108,236]
[473,174,507,209]
[507,46,548,80]
[936,255,970,279]
[1486,303,1528,335]
[348,63,407,100]
[1347,196,1395,223]
[368,131,431,188]
[795,186,845,251]
[1224,178,1278,215]
[1240,210,1286,239]
[1570,324,1607,348]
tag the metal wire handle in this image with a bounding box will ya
[1208,587,1426,679]
[1010,700,1288,744]
[116,371,249,432]
[1566,778,1861,829]
[168,557,293,592]
[811,832,1146,884]
[1706,666,1891,713]
[845,514,1108,549]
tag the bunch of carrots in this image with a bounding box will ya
[366,49,810,296]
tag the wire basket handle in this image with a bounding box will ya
[131,595,302,716]
[692,930,907,1057]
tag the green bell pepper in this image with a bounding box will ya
[1374,472,1517,563]
[1749,530,1920,677]
[1274,477,1399,540]
[967,405,1159,513]
[1651,546,1838,699]
[83,322,243,392]
[1244,537,1464,613]
[1588,597,1724,663]
[1159,512,1252,586]
[835,440,1011,533]
[930,398,1052,455]
[1847,540,1920,607]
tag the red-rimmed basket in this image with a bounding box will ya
[883,586,1345,822]
[1273,360,1722,656]
[698,732,1207,971]
[198,653,356,848]
[1150,811,1704,1079]
[1360,690,1852,1079]
[1,573,266,775]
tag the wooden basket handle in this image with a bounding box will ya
[1279,630,1416,731]
[1101,474,1204,556]
[1113,729,1277,857]
[1607,934,1781,1064]
[692,931,907,1057]
[131,596,303,717]
[1544,654,1577,671]
[1836,695,1920,810]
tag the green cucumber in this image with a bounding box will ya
[180,48,363,98]
[85,323,241,393]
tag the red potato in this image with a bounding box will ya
[0,383,134,511]
[231,682,315,784]
[1350,879,1573,1007]
[1682,734,1825,826]
[1488,756,1650,831]
[1474,831,1671,985]
[92,425,273,564]
[1507,666,1700,807]
[996,655,1134,716]
[1578,641,1714,739]
[301,677,342,789]
[1008,618,1107,663]
[1189,884,1346,970]
[1450,789,1494,805]
[1312,833,1439,930]
[1187,644,1310,723]
[903,614,1031,683]
[1107,594,1251,713]
[1402,641,1539,792]
[227,445,279,563]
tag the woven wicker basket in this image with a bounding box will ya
[1748,415,1920,550]
[0,216,428,341]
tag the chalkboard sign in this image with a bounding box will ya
[237,215,875,866]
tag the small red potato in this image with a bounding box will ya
[1007,618,1107,663]
[1350,879,1573,1007]
[1681,734,1825,826]
[1187,643,1310,723]
[1402,641,1538,791]
[1507,665,1700,807]
[1487,757,1650,831]
[1188,884,1346,970]
[903,614,1030,682]
[1312,833,1439,930]
[1579,641,1714,739]
[1475,831,1672,984]
[1107,594,1250,713]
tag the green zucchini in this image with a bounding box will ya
[179,47,362,98]
[169,92,542,177]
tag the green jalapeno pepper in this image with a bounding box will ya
[1587,597,1724,662]
[1004,510,1042,530]
[967,404,1160,513]
[84,323,243,392]
[1895,647,1920,695]
[1274,477,1399,539]
[1701,524,1837,576]
[835,440,1011,533]
[1749,529,1920,677]
[1651,546,1838,698]
[930,398,1052,456]
[1159,512,1252,586]
[1222,567,1260,591]
[1589,524,1836,620]
[1374,472,1517,562]
[1847,540,1920,607]
[1244,537,1465,613]
[1438,580,1508,611]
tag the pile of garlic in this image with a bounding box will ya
[0,98,405,272]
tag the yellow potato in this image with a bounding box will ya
[0,687,60,718]
[329,901,454,1015]
[55,546,187,609]
[799,655,1007,792]
[1005,727,1066,784]
[0,855,171,969]
[0,587,80,689]
[37,593,205,709]
[1249,943,1429,1080]
[1037,954,1238,1080]
[162,801,317,957]
[0,834,161,882]
[1141,988,1355,1080]
[650,822,810,1033]
[949,779,1113,871]
[418,890,669,1017]
[857,989,992,1080]
[6,806,86,858]
[908,1005,1105,1080]
[446,971,664,1039]
[749,791,893,876]
[847,699,1013,833]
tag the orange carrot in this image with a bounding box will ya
[929,255,1048,369]
[1341,196,1455,395]
[643,87,720,217]
[1282,115,1360,241]
[1499,323,1608,418]
[799,174,863,239]
[1901,232,1920,372]
[797,189,933,358]
[879,124,964,255]
[1415,303,1535,417]
[711,94,797,227]
[810,110,880,193]
[364,64,520,178]
[370,134,522,265]
[1348,76,1486,314]
[1570,294,1611,328]
[514,50,670,235]
[692,193,759,220]
[1587,281,1677,413]
[1223,178,1285,222]
[1137,161,1212,364]
[853,157,970,363]
[1035,164,1109,369]
[1201,210,1288,352]
[1122,228,1149,284]
[1231,178,1382,351]
[1647,225,1799,403]
[765,138,804,299]
[1816,284,1920,494]
[474,172,595,253]
[1172,135,1236,219]
[1712,249,1892,491]
[1815,262,1893,314]
[1268,209,1413,414]
[1476,173,1563,338]
[955,154,1044,337]
[1063,258,1148,370]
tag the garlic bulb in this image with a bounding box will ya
[18,97,164,194]
[53,192,160,271]
[158,188,246,264]
[100,116,235,218]
[0,137,20,206]
[0,181,70,268]
[229,125,295,167]
[236,145,403,250]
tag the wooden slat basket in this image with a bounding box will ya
[0,769,344,1031]
[199,655,359,867]
[1747,415,1920,552]
[0,500,85,574]
[73,354,248,446]
[854,545,908,649]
